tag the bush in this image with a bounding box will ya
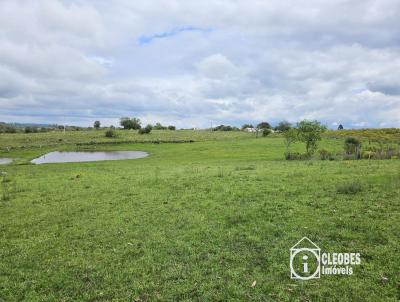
[168,125,176,130]
[153,122,167,130]
[336,180,362,194]
[362,150,376,159]
[105,129,116,138]
[213,125,239,131]
[262,128,271,136]
[24,126,38,133]
[138,124,152,134]
[0,125,17,133]
[319,149,335,160]
[285,152,311,160]
[344,137,361,159]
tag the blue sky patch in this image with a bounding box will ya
[138,26,212,45]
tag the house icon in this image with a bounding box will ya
[290,237,321,280]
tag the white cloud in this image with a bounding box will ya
[196,54,239,79]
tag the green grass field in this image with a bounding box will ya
[0,130,399,301]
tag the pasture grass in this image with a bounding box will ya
[0,130,399,301]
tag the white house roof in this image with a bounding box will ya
[290,236,320,250]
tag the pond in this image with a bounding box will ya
[31,151,148,164]
[0,158,13,165]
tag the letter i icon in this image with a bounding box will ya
[303,255,308,273]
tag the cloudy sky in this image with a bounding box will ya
[0,0,399,128]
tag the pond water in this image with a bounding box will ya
[0,158,13,165]
[31,151,148,164]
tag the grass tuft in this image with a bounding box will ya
[336,180,363,194]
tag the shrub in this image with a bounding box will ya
[285,152,311,160]
[262,128,272,137]
[344,137,362,159]
[213,125,239,131]
[7,127,17,133]
[138,124,152,134]
[362,150,376,159]
[319,149,335,160]
[153,122,167,130]
[336,180,362,194]
[24,126,38,133]
[0,124,17,133]
[105,129,116,138]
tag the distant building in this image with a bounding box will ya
[245,127,276,134]
[244,127,257,132]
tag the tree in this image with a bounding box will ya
[167,125,176,130]
[296,120,327,154]
[283,128,298,153]
[130,118,141,129]
[120,117,141,130]
[213,125,239,131]
[120,117,131,129]
[275,121,291,132]
[241,124,254,130]
[153,122,166,130]
[256,122,271,129]
[94,121,101,129]
[338,124,344,130]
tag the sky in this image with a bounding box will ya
[0,0,399,129]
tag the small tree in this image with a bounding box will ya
[120,117,131,129]
[168,125,176,130]
[275,121,291,132]
[153,122,166,130]
[213,125,238,131]
[283,128,298,154]
[338,124,344,130]
[94,121,101,129]
[256,122,271,130]
[297,120,327,154]
[241,124,254,130]
[120,117,141,130]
